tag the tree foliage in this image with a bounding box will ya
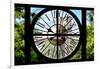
[86,24,94,59]
[15,23,25,65]
[86,11,94,59]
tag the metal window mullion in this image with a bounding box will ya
[25,6,31,64]
[81,9,86,60]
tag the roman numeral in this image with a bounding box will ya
[41,43,50,53]
[40,44,45,51]
[64,16,73,26]
[70,38,78,46]
[36,22,45,28]
[63,13,67,20]
[66,16,73,23]
[65,46,71,55]
[67,22,77,31]
[45,14,50,21]
[37,40,44,46]
[40,17,51,28]
[64,43,74,55]
[58,45,71,57]
[52,46,57,58]
[44,49,50,56]
[51,11,55,24]
[63,49,68,56]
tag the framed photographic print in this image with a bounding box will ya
[14,3,94,65]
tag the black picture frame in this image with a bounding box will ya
[14,3,94,65]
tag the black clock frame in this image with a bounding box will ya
[32,8,82,61]
[15,3,94,65]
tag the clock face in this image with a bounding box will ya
[32,9,82,60]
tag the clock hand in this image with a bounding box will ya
[48,28,55,33]
[50,37,55,40]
